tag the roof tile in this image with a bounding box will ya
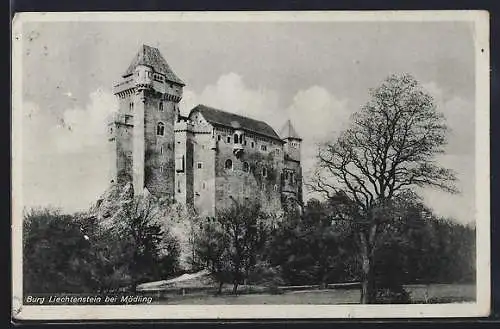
[123,45,185,86]
[190,105,282,141]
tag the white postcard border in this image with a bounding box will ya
[11,10,491,320]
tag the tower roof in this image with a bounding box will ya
[190,104,282,141]
[123,44,185,86]
[279,120,302,141]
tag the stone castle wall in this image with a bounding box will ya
[143,92,176,201]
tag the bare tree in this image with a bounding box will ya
[310,73,457,303]
[194,198,269,294]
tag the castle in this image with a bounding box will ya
[108,45,302,217]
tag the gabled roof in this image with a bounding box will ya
[190,104,282,141]
[123,44,185,86]
[279,120,302,140]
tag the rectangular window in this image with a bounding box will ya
[261,145,267,151]
[175,155,185,172]
[197,162,203,169]
[251,142,255,148]
[217,135,221,141]
[227,136,231,143]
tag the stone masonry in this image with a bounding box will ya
[108,45,303,217]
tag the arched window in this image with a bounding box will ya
[157,122,165,136]
[158,102,164,112]
[234,134,239,144]
[243,162,250,173]
[225,159,233,170]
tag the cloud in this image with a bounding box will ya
[20,89,117,211]
[420,154,475,224]
[422,81,475,155]
[181,72,283,128]
[181,74,352,190]
[420,81,476,224]
[19,76,475,224]
[284,86,352,188]
[50,89,117,153]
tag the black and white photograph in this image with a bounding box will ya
[11,11,490,320]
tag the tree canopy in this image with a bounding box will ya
[310,73,458,303]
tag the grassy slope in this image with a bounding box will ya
[153,283,476,305]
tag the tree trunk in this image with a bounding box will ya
[360,252,375,304]
[319,269,328,289]
[359,231,376,304]
[232,280,239,295]
[217,281,223,295]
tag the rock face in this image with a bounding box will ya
[90,182,134,231]
[90,182,199,271]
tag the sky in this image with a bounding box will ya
[18,18,477,224]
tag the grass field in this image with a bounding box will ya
[154,283,475,305]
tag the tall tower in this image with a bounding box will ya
[279,119,303,206]
[109,45,185,200]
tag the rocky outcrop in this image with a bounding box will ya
[89,182,199,271]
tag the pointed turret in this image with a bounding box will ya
[280,119,301,162]
[110,44,185,202]
[279,119,302,141]
[123,44,185,86]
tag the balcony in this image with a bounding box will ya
[113,78,135,94]
[233,143,244,157]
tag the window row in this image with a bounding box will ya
[216,134,279,152]
[223,159,267,177]
[128,101,166,113]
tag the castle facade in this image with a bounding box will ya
[108,45,302,217]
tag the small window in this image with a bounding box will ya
[176,155,185,172]
[227,136,231,143]
[202,181,206,189]
[262,167,267,177]
[159,102,164,112]
[160,146,163,155]
[251,142,255,148]
[129,101,134,111]
[159,165,164,173]
[234,134,239,144]
[273,185,278,192]
[157,122,165,136]
[197,162,203,169]
[225,159,233,170]
[244,140,247,146]
[243,162,250,173]
[261,145,267,151]
[217,135,221,141]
